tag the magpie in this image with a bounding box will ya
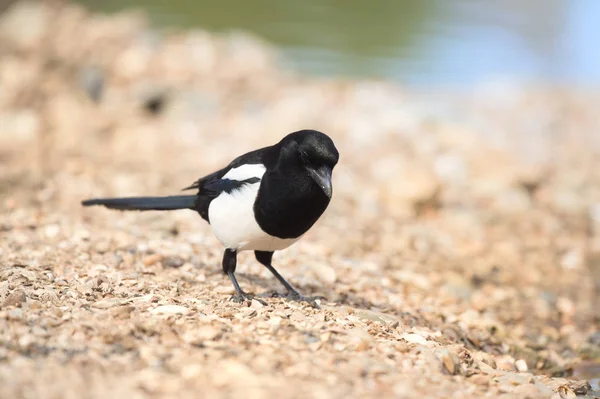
[82,129,339,307]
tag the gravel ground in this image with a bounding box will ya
[1,2,599,398]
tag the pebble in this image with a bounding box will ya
[441,350,460,375]
[8,308,23,319]
[92,299,120,309]
[79,66,105,102]
[184,325,221,344]
[143,254,163,266]
[512,383,539,397]
[469,374,490,386]
[240,308,257,318]
[150,305,191,315]
[0,281,9,298]
[250,299,265,309]
[2,290,26,308]
[0,1,50,51]
[354,309,400,325]
[569,380,591,395]
[534,379,556,396]
[346,327,373,351]
[557,385,576,398]
[312,263,337,285]
[44,224,60,238]
[515,359,528,372]
[496,358,517,372]
[401,333,430,346]
[495,372,534,387]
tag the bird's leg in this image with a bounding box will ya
[255,251,322,308]
[222,249,267,306]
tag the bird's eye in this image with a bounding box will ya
[300,151,309,163]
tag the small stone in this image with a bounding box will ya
[76,283,93,296]
[400,333,429,346]
[557,384,576,398]
[79,66,104,102]
[498,384,514,393]
[0,1,51,51]
[289,311,307,324]
[8,308,23,319]
[496,358,516,372]
[143,254,163,266]
[92,299,119,309]
[513,383,539,397]
[267,316,282,327]
[44,224,60,238]
[250,299,265,309]
[150,305,191,315]
[163,257,184,268]
[568,380,591,395]
[18,334,35,349]
[534,379,555,396]
[496,372,534,387]
[240,308,257,318]
[20,270,37,281]
[515,359,528,372]
[474,352,497,369]
[110,306,134,318]
[138,87,168,115]
[354,309,400,325]
[469,374,490,386]
[184,326,221,345]
[347,327,373,352]
[0,281,9,298]
[320,332,332,343]
[437,348,461,375]
[312,264,336,285]
[95,241,110,253]
[2,290,26,308]
[442,352,459,375]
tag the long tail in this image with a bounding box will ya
[81,195,197,211]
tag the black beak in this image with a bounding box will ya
[308,165,333,198]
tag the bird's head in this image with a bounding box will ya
[280,130,339,198]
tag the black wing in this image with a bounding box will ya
[182,146,272,192]
[182,145,275,222]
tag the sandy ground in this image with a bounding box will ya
[1,2,599,398]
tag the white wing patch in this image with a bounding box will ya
[223,164,266,181]
[208,168,301,252]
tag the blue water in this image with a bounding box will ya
[76,0,600,87]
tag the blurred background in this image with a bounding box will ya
[71,0,600,87]
[1,0,599,397]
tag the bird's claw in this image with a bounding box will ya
[286,291,324,309]
[230,291,268,306]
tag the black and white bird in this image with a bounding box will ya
[82,129,339,306]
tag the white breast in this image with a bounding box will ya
[208,164,302,252]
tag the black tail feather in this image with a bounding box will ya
[81,195,197,211]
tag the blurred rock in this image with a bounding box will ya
[0,110,40,146]
[2,289,26,307]
[376,157,440,217]
[515,359,528,372]
[150,305,190,315]
[79,66,105,102]
[311,263,336,285]
[0,1,51,51]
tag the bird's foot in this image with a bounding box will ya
[285,291,324,309]
[230,291,268,306]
